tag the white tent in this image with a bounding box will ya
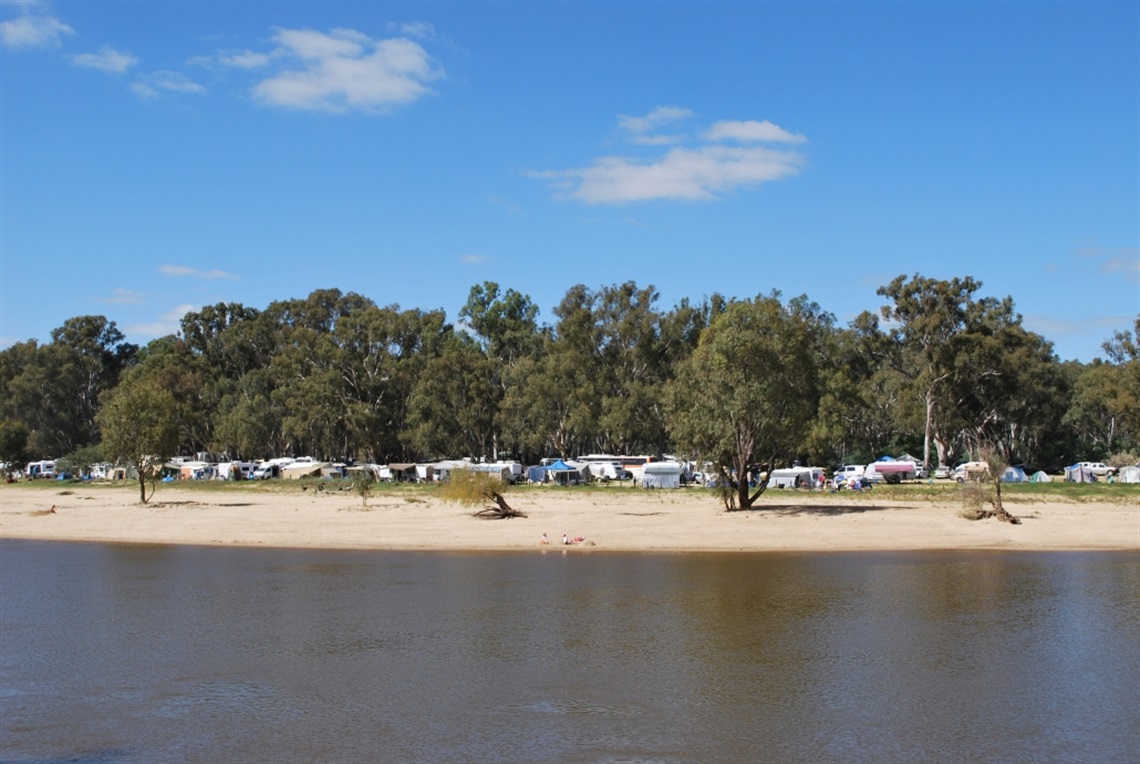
[642,462,683,489]
[1116,465,1140,483]
[999,466,1028,483]
[767,467,819,489]
[1064,464,1096,483]
[1029,470,1052,483]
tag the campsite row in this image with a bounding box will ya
[18,454,1139,487]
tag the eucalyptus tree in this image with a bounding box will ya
[809,313,906,466]
[460,281,542,368]
[405,339,499,460]
[948,319,1067,466]
[591,281,673,455]
[667,293,830,511]
[97,369,179,503]
[1064,358,1138,459]
[498,284,605,458]
[0,420,30,476]
[0,316,136,457]
[459,281,543,460]
[1072,317,1140,456]
[499,333,598,461]
[255,289,453,462]
[131,335,213,457]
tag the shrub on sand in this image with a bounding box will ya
[440,469,525,519]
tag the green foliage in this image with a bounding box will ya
[439,469,504,507]
[352,468,375,507]
[439,468,524,518]
[667,293,828,511]
[0,281,1133,480]
[97,371,179,503]
[0,420,30,476]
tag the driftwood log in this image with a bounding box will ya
[473,491,527,519]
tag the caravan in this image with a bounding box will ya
[25,460,56,480]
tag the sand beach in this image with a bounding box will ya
[1,482,1137,553]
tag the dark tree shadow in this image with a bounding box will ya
[756,503,905,517]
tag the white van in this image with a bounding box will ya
[25,460,56,479]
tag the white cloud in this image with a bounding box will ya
[1072,245,1140,283]
[159,264,237,280]
[217,50,269,69]
[617,106,693,135]
[71,45,138,73]
[0,5,73,50]
[126,304,200,339]
[1103,256,1140,278]
[101,288,146,304]
[250,27,442,113]
[131,70,206,99]
[462,254,488,264]
[704,119,807,144]
[1023,314,1131,338]
[390,21,436,40]
[531,109,807,204]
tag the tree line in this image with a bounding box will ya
[1,276,1137,495]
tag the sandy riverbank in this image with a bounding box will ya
[1,484,1137,553]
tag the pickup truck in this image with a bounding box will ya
[1077,462,1117,478]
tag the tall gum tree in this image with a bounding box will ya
[667,294,828,511]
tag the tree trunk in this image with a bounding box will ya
[923,390,935,469]
[988,477,1019,523]
[473,491,527,519]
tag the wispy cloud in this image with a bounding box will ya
[617,106,693,135]
[0,1,73,50]
[1103,256,1140,277]
[1073,244,1140,283]
[126,304,200,339]
[704,120,806,144]
[71,45,138,73]
[484,193,523,216]
[618,106,693,146]
[1023,314,1131,338]
[218,50,269,69]
[388,21,436,41]
[101,288,146,304]
[250,26,443,114]
[159,264,237,280]
[530,107,807,205]
[131,70,206,99]
[462,254,488,264]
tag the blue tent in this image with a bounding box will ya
[545,460,582,485]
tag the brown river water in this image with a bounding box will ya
[1,540,1137,763]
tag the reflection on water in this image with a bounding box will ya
[1,542,1137,763]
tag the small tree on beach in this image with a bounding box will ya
[958,445,1020,524]
[97,372,179,504]
[440,468,525,519]
[353,468,375,508]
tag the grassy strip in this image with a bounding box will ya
[15,475,1137,506]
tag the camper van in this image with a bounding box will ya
[25,460,56,480]
[953,461,989,482]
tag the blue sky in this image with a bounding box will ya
[2,0,1137,363]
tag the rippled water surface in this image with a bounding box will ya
[2,541,1137,763]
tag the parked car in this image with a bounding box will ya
[1077,462,1117,478]
[934,466,952,480]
